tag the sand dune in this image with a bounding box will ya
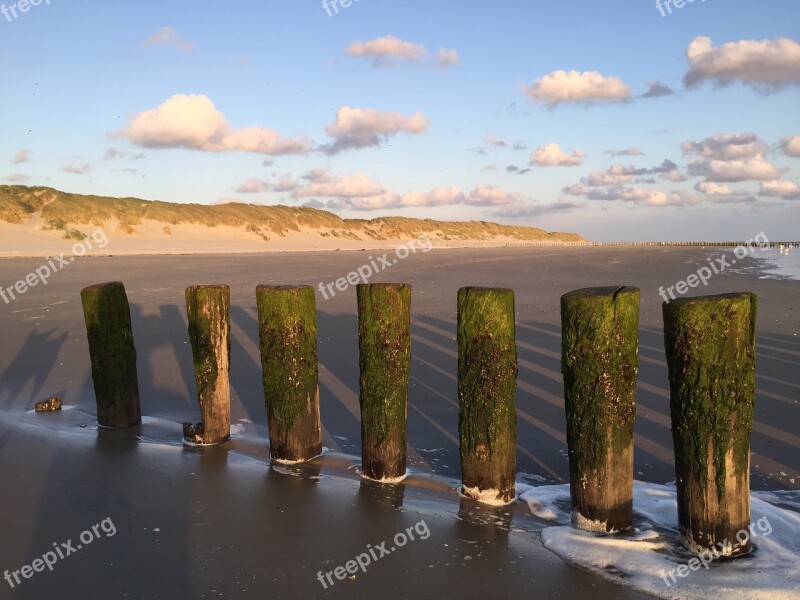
[0,185,584,257]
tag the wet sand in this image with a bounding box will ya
[0,246,798,598]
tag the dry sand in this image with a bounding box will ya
[0,219,566,258]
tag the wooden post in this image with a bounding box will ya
[663,293,757,557]
[183,285,231,445]
[357,283,411,482]
[80,281,141,428]
[561,286,639,532]
[256,285,321,463]
[457,287,517,505]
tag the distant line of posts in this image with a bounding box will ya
[79,281,757,558]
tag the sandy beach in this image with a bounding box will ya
[0,218,584,259]
[0,246,798,599]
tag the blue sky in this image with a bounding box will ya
[1,0,799,241]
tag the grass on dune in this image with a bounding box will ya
[0,185,584,242]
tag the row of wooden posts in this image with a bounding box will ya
[79,282,757,558]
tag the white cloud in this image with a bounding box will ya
[486,133,507,148]
[759,180,800,200]
[364,187,466,210]
[652,190,704,207]
[660,167,686,183]
[585,186,701,207]
[60,163,91,175]
[681,132,766,161]
[526,70,631,106]
[291,172,387,199]
[347,185,515,210]
[693,181,757,204]
[562,183,591,196]
[275,175,299,192]
[119,94,311,156]
[779,135,800,157]
[344,35,426,67]
[235,178,270,193]
[303,167,333,183]
[465,185,516,206]
[142,27,195,52]
[273,166,529,213]
[104,148,125,160]
[419,187,464,206]
[684,36,800,91]
[321,186,466,212]
[606,148,643,158]
[641,81,674,98]
[584,164,635,186]
[695,182,732,195]
[565,160,684,195]
[12,149,31,164]
[505,165,531,175]
[494,198,583,218]
[436,48,460,68]
[564,182,701,207]
[683,133,782,182]
[331,195,394,211]
[322,106,429,154]
[5,173,30,183]
[688,156,782,182]
[399,188,465,207]
[531,143,586,167]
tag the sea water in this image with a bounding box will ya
[728,245,800,281]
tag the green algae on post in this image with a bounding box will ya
[80,281,141,428]
[561,286,639,532]
[457,287,517,505]
[357,283,411,482]
[256,285,322,463]
[663,292,757,557]
[184,285,231,445]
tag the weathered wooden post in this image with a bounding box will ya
[80,281,141,427]
[561,286,639,532]
[357,283,411,482]
[457,287,517,505]
[183,285,231,445]
[663,293,757,557]
[256,285,322,463]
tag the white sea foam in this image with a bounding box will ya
[520,481,800,599]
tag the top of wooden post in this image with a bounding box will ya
[561,286,639,301]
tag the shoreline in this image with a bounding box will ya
[1,241,798,257]
[1,243,798,284]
